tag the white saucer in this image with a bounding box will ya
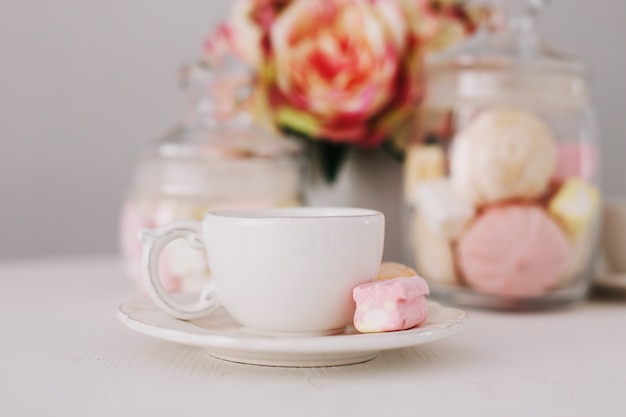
[118,296,468,367]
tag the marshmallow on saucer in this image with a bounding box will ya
[548,178,600,239]
[377,262,417,281]
[450,108,557,207]
[353,276,430,333]
[403,144,447,203]
[411,179,474,239]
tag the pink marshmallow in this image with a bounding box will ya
[352,276,430,333]
[457,205,570,297]
[554,142,598,183]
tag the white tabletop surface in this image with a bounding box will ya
[1,256,625,417]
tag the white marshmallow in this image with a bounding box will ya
[403,144,446,203]
[411,178,474,239]
[411,214,459,285]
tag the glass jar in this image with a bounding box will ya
[404,0,601,309]
[120,57,303,293]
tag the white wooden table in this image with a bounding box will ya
[1,257,625,416]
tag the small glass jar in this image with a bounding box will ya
[120,57,303,293]
[404,0,601,309]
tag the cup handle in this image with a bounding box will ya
[138,221,220,320]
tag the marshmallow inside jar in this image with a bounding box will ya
[403,106,601,310]
[448,109,592,306]
[456,204,571,298]
[401,0,602,310]
[450,108,558,208]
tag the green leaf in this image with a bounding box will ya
[317,141,350,184]
[382,138,405,163]
[275,106,320,138]
[279,127,350,184]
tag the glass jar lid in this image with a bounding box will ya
[425,0,589,110]
[153,55,302,163]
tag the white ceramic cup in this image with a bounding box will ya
[601,197,626,273]
[139,207,385,335]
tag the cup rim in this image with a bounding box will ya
[207,207,383,219]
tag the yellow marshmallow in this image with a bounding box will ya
[549,179,600,239]
[377,262,417,281]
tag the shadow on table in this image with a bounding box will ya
[589,286,626,304]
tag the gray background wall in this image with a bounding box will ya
[0,0,624,259]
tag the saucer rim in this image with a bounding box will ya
[118,297,468,356]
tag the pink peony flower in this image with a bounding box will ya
[221,0,479,157]
[262,0,422,146]
[229,0,294,66]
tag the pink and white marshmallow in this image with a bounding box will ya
[353,276,430,333]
